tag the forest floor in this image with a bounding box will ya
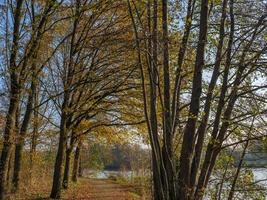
[12,178,141,200]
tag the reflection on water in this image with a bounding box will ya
[252,168,267,185]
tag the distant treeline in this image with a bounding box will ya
[82,143,150,171]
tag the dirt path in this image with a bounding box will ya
[12,178,141,200]
[63,178,140,200]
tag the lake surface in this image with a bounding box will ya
[252,168,267,185]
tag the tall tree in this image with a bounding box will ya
[0,1,24,199]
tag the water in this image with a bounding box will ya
[252,168,267,185]
[84,170,135,179]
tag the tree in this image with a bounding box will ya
[128,0,267,199]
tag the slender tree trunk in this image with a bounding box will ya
[29,131,37,172]
[162,0,175,199]
[171,0,194,136]
[227,144,247,200]
[72,141,81,182]
[128,1,165,199]
[189,0,227,194]
[146,6,159,199]
[29,88,39,180]
[78,152,83,177]
[150,1,165,199]
[217,146,237,200]
[228,117,254,200]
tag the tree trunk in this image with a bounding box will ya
[0,1,23,199]
[10,0,55,192]
[12,144,23,192]
[171,0,194,136]
[72,143,81,182]
[62,148,72,189]
[162,0,175,199]
[0,84,20,200]
[128,1,165,199]
[12,79,36,192]
[63,132,76,189]
[6,149,14,195]
[78,152,83,177]
[50,112,68,199]
[189,0,227,194]
[228,117,254,200]
[29,90,39,180]
[50,1,79,197]
[177,0,209,199]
